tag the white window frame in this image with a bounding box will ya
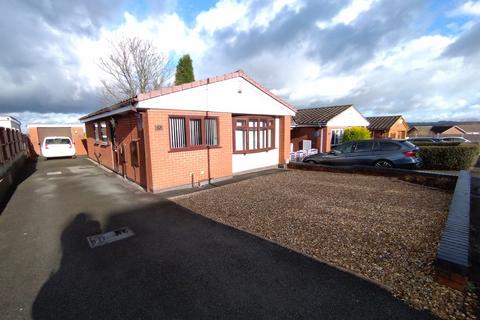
[100,122,108,144]
[94,123,99,143]
[331,129,344,146]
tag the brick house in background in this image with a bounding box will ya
[79,70,295,193]
[366,115,408,139]
[27,124,87,156]
[407,125,466,138]
[290,105,369,152]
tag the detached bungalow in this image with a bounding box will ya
[407,125,466,138]
[79,70,295,193]
[291,105,369,152]
[366,115,408,139]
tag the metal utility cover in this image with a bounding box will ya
[86,227,135,248]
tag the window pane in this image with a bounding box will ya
[248,129,257,150]
[379,141,400,151]
[94,123,99,142]
[235,129,247,151]
[236,120,246,127]
[249,120,257,128]
[268,128,273,148]
[189,119,202,146]
[259,128,267,149]
[354,141,373,152]
[331,129,344,145]
[169,117,186,149]
[205,118,218,146]
[130,141,139,167]
[100,122,108,143]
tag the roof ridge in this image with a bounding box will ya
[296,104,353,111]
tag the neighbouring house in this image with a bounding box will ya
[457,123,480,142]
[407,125,466,138]
[27,124,87,157]
[79,70,296,193]
[0,115,21,131]
[366,115,408,139]
[290,105,369,153]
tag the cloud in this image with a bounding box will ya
[450,1,480,16]
[1,0,480,125]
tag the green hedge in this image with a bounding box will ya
[418,143,480,170]
[413,142,461,147]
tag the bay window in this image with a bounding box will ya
[233,116,275,153]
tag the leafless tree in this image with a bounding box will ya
[99,37,174,104]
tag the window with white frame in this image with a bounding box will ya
[331,129,344,145]
[169,116,218,150]
[94,123,99,143]
[100,122,108,144]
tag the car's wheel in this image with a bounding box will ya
[72,155,77,159]
[44,157,48,161]
[374,160,393,168]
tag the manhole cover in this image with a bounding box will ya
[86,227,135,248]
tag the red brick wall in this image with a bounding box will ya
[85,122,115,170]
[70,127,87,155]
[145,109,233,192]
[291,126,329,152]
[86,114,147,187]
[27,127,40,156]
[279,116,291,164]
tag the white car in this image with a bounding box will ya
[41,136,76,159]
[441,137,471,143]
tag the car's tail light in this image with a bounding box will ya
[403,151,416,157]
[68,143,72,148]
[45,144,48,149]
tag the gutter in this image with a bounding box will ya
[79,103,137,123]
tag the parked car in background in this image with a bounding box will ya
[440,137,471,143]
[41,136,76,160]
[303,139,421,169]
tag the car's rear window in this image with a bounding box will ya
[401,141,417,149]
[375,141,400,151]
[45,138,71,144]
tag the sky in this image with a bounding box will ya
[1,0,479,128]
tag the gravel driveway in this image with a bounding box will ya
[172,170,477,319]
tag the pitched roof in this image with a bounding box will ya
[292,105,353,126]
[457,123,480,133]
[430,125,466,134]
[80,70,296,121]
[366,115,403,131]
[408,126,433,136]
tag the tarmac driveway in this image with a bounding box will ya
[0,158,435,319]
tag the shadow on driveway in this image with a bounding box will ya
[32,199,435,320]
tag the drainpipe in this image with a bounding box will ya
[319,127,324,153]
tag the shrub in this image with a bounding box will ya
[341,127,371,143]
[418,143,480,170]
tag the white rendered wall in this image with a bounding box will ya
[138,77,295,116]
[326,107,369,127]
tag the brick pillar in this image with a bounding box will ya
[279,116,291,165]
[27,127,40,156]
[142,111,154,192]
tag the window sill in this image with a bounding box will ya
[94,143,110,147]
[233,148,275,155]
[168,145,221,153]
